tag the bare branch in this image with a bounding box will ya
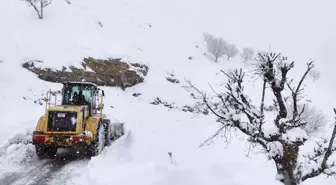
[185,80,227,121]
[302,117,336,180]
[185,72,270,149]
[257,52,293,126]
[199,125,230,147]
[23,0,52,19]
[292,62,315,116]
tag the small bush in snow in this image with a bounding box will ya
[168,152,173,164]
[98,21,103,27]
[241,47,255,62]
[150,97,176,109]
[23,0,53,19]
[166,77,180,84]
[186,52,336,185]
[165,72,180,84]
[132,93,141,97]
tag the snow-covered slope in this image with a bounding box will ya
[0,0,336,184]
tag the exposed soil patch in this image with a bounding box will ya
[150,97,176,109]
[22,57,149,89]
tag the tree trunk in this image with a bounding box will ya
[275,143,300,185]
[40,1,43,19]
[260,79,266,115]
[273,90,287,119]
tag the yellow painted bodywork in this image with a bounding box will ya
[85,115,102,137]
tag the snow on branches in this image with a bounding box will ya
[185,52,336,185]
[301,121,336,181]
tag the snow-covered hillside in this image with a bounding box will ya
[0,0,336,184]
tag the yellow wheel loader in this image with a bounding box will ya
[32,82,124,158]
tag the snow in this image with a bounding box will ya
[0,128,36,176]
[284,127,308,143]
[83,131,93,138]
[267,141,284,158]
[71,117,77,125]
[85,66,95,73]
[0,0,336,185]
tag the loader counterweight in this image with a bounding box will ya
[32,134,92,147]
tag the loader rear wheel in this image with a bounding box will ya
[35,145,57,159]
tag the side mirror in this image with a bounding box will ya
[102,90,105,97]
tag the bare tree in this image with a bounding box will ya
[283,97,327,137]
[203,32,228,62]
[241,47,255,62]
[224,44,239,60]
[185,52,336,185]
[308,69,320,82]
[23,0,52,19]
[299,104,327,136]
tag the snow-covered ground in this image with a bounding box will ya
[0,0,336,184]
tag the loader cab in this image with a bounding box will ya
[61,82,104,115]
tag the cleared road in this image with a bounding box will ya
[0,149,90,185]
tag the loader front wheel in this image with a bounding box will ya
[103,119,112,146]
[87,124,106,157]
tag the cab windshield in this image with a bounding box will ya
[62,84,93,105]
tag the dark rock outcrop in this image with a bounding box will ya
[22,57,149,88]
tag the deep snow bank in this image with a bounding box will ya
[69,101,279,185]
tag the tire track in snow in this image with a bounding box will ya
[0,149,90,185]
[0,160,50,185]
[0,129,128,185]
[0,172,22,185]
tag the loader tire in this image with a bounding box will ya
[87,124,106,157]
[103,119,112,146]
